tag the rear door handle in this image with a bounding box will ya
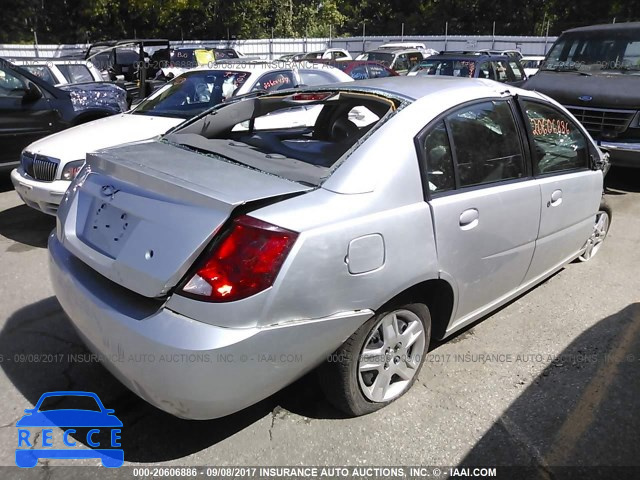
[548,189,563,207]
[459,208,479,230]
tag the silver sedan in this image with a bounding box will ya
[49,76,610,419]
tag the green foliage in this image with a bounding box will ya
[1,0,639,44]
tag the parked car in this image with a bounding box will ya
[523,22,640,168]
[169,47,242,69]
[300,48,352,61]
[521,55,546,76]
[11,62,352,215]
[298,60,398,80]
[407,52,527,86]
[83,39,171,102]
[50,76,610,420]
[0,59,127,174]
[356,48,424,74]
[9,58,104,85]
[476,49,524,60]
[379,42,438,56]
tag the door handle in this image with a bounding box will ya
[548,189,563,207]
[459,208,479,230]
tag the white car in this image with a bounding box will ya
[11,62,353,215]
[300,48,352,61]
[9,58,104,85]
[522,55,546,77]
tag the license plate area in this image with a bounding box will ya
[80,198,138,258]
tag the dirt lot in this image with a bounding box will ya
[0,168,638,478]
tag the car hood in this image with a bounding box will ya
[25,113,184,163]
[16,410,122,428]
[524,71,640,109]
[57,81,129,114]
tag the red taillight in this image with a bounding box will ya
[180,215,298,302]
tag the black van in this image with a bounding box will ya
[524,22,640,168]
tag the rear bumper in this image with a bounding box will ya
[600,141,640,168]
[11,168,68,215]
[48,234,371,419]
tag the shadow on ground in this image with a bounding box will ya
[0,297,344,463]
[459,303,640,477]
[0,204,55,248]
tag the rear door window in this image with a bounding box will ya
[393,54,409,72]
[367,63,391,78]
[492,60,513,82]
[21,66,57,85]
[522,101,588,174]
[349,65,369,79]
[57,64,94,83]
[0,66,28,96]
[422,121,455,193]
[508,61,524,81]
[476,62,493,79]
[447,100,525,187]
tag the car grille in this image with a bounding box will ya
[566,106,636,136]
[21,152,59,182]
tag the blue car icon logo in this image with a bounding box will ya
[15,391,123,468]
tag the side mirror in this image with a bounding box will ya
[22,82,42,103]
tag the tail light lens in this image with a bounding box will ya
[180,215,298,302]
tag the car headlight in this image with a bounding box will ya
[61,160,85,181]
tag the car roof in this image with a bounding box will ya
[296,75,530,101]
[564,21,640,34]
[367,48,421,54]
[432,52,514,60]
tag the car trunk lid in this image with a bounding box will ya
[57,140,313,298]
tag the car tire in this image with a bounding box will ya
[319,303,431,416]
[578,199,612,262]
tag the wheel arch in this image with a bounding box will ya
[375,278,455,341]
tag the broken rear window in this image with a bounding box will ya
[164,90,401,185]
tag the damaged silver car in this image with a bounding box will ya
[49,77,610,419]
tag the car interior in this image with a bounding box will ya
[166,91,398,183]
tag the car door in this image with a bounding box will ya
[0,64,58,168]
[520,99,602,283]
[421,99,541,323]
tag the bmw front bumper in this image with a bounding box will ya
[48,233,371,420]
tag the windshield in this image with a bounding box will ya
[410,59,477,77]
[132,70,250,119]
[366,52,394,67]
[543,31,640,72]
[164,91,400,185]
